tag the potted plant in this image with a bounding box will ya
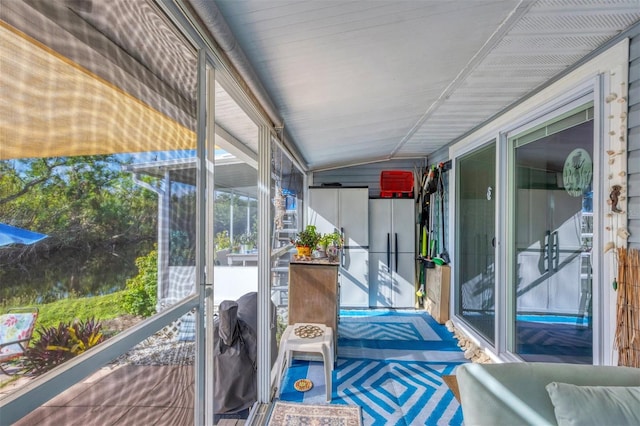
[292,225,321,256]
[323,231,343,261]
[238,232,256,253]
[318,231,343,257]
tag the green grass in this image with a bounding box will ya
[0,292,130,387]
[3,291,128,331]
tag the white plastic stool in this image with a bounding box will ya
[276,323,334,402]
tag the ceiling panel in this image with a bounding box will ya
[214,0,521,169]
[211,0,640,169]
[402,0,640,156]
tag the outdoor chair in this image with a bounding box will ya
[0,307,39,375]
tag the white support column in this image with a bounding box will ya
[132,173,167,311]
[159,170,171,304]
[257,125,272,402]
[204,61,217,426]
[247,195,251,234]
[230,190,235,245]
[194,48,217,426]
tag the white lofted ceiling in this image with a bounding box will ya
[210,0,640,170]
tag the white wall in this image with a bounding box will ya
[165,265,258,308]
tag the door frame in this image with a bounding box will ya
[448,39,629,365]
[452,141,498,343]
[504,90,598,363]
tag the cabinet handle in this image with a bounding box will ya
[544,230,551,273]
[395,233,398,273]
[387,233,390,272]
[552,230,559,272]
[340,227,346,267]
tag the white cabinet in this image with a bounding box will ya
[308,187,369,307]
[516,189,584,314]
[308,187,369,247]
[369,198,416,308]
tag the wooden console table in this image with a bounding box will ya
[288,261,339,347]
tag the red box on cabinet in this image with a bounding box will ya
[380,170,414,198]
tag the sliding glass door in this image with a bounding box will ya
[509,103,594,363]
[456,143,496,343]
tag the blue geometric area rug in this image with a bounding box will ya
[278,310,469,426]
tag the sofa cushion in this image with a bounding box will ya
[546,382,640,426]
[456,363,640,426]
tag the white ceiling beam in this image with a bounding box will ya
[215,124,258,169]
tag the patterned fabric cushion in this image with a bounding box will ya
[0,313,37,357]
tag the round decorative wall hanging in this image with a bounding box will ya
[562,148,592,197]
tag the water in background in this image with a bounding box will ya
[0,243,151,304]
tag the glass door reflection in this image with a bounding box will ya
[511,105,594,364]
[456,143,496,344]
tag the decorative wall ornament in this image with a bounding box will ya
[603,70,631,264]
[617,227,630,240]
[604,241,616,254]
[609,185,623,213]
[273,185,285,231]
[562,148,592,197]
[603,68,631,320]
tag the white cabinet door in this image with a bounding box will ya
[308,188,339,234]
[308,188,369,248]
[392,199,415,254]
[394,252,416,308]
[339,188,369,247]
[369,250,415,308]
[392,199,416,308]
[369,199,391,253]
[368,198,416,307]
[309,187,370,307]
[341,248,369,307]
[369,252,392,307]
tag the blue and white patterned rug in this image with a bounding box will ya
[278,310,468,425]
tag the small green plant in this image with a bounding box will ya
[23,318,105,375]
[319,231,343,251]
[291,225,321,248]
[121,249,157,317]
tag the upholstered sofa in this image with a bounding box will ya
[456,362,640,426]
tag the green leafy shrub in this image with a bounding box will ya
[121,249,157,317]
[24,318,105,375]
[214,230,231,250]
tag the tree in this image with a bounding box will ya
[0,155,159,300]
[0,156,157,250]
[121,249,158,317]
